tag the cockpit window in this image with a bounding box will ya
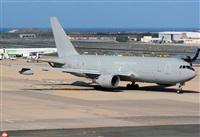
[179,65,194,71]
[186,66,195,71]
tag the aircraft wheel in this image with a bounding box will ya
[134,84,139,90]
[126,83,139,90]
[131,84,139,90]
[177,90,183,94]
[176,83,183,94]
[126,84,131,90]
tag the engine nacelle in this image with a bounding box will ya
[95,74,120,88]
[19,68,34,75]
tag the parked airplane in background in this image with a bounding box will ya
[12,17,199,94]
[0,49,3,60]
[2,48,57,59]
[152,36,165,44]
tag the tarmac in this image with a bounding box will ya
[0,57,199,136]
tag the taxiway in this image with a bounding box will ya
[0,57,199,136]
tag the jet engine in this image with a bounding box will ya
[95,74,120,88]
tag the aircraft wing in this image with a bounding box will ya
[11,65,138,80]
[35,59,62,64]
[11,65,101,75]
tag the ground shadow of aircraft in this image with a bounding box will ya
[23,81,124,92]
[136,85,199,94]
[23,81,198,93]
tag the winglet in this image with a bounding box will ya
[50,17,79,57]
[182,47,200,63]
[190,48,200,62]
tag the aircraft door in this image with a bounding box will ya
[73,59,78,68]
[165,64,171,74]
[97,61,101,70]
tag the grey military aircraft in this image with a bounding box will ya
[12,17,199,94]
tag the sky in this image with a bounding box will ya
[0,0,199,29]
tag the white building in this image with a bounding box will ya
[19,34,36,38]
[141,36,153,43]
[159,32,200,43]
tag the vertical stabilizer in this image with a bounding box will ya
[50,17,79,57]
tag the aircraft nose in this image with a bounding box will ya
[189,70,196,79]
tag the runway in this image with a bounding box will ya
[5,125,200,137]
[0,58,199,136]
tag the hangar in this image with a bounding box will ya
[159,32,200,43]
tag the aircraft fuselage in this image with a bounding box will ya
[60,55,196,85]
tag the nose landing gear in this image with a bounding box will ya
[176,83,185,94]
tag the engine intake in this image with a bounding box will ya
[95,74,120,88]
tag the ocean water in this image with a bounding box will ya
[0,27,199,32]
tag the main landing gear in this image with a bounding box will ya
[126,82,139,90]
[176,83,184,94]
